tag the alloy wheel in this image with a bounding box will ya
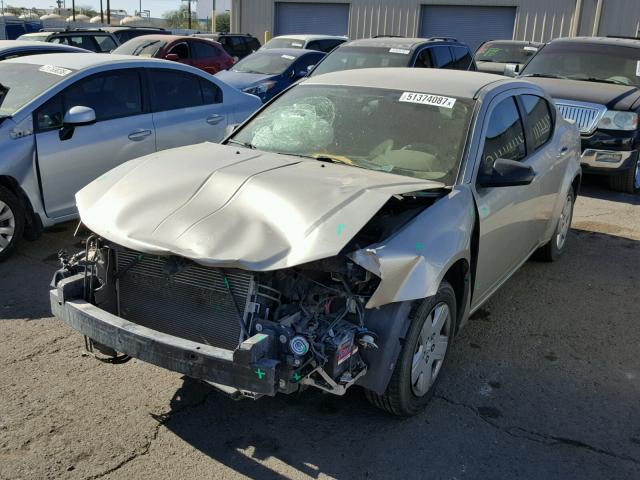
[556,194,573,250]
[0,200,16,253]
[411,302,451,397]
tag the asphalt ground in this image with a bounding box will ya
[1,177,639,480]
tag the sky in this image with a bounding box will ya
[3,0,231,19]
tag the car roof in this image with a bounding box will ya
[18,32,51,38]
[3,52,169,69]
[272,34,348,41]
[102,26,165,31]
[123,34,188,42]
[549,36,640,48]
[302,67,508,99]
[0,40,85,51]
[347,37,459,49]
[480,39,543,47]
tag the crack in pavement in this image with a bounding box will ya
[434,394,640,466]
[86,387,218,479]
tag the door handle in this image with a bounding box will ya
[128,129,152,141]
[206,114,224,125]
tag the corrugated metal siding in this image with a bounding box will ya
[419,5,516,51]
[233,0,640,44]
[274,2,350,35]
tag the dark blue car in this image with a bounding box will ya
[215,48,325,103]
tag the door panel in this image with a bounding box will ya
[36,115,155,218]
[34,69,155,219]
[149,69,227,150]
[472,96,541,305]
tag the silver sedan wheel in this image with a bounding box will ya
[411,302,451,397]
[0,200,16,253]
[555,193,573,251]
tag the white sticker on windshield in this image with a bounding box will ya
[523,46,538,52]
[399,92,456,108]
[636,61,640,77]
[281,54,295,60]
[38,65,72,77]
[389,48,410,55]
[291,42,303,47]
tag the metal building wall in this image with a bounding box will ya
[231,0,638,45]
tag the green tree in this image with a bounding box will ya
[162,4,196,29]
[77,5,97,17]
[215,12,229,32]
[2,5,23,15]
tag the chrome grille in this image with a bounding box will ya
[555,100,606,135]
[115,247,255,350]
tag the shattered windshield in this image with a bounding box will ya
[229,84,474,184]
[0,63,71,116]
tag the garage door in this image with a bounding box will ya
[419,6,516,52]
[275,2,350,36]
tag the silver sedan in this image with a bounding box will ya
[0,40,88,60]
[0,53,261,260]
[51,68,581,416]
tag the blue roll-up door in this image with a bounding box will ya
[420,6,516,52]
[275,2,350,36]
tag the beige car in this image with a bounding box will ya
[51,68,581,416]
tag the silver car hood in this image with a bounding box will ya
[76,142,445,271]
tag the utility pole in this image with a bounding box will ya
[212,0,216,33]
[106,0,110,24]
[100,0,103,23]
[71,0,75,21]
[181,0,193,29]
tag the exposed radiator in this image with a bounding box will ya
[114,247,255,350]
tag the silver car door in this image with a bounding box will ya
[518,93,566,243]
[34,69,155,219]
[471,94,541,306]
[148,68,227,151]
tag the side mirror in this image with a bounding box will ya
[503,63,519,77]
[478,158,535,188]
[165,53,179,61]
[60,106,96,141]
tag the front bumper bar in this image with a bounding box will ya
[580,148,637,174]
[50,287,279,395]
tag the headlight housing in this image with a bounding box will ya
[598,111,638,131]
[243,81,277,96]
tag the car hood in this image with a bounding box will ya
[524,77,640,110]
[215,70,278,90]
[76,142,444,271]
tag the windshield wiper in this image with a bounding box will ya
[131,40,159,55]
[226,138,255,149]
[521,73,569,79]
[568,76,629,86]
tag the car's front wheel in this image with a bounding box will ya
[365,281,456,416]
[609,156,640,194]
[0,186,24,262]
[535,188,575,262]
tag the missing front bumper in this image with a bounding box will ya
[50,288,279,396]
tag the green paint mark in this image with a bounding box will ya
[292,372,302,382]
[137,254,144,261]
[337,223,346,236]
[415,242,424,251]
[256,368,265,380]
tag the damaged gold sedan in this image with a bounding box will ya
[51,68,581,415]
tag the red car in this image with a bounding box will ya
[113,35,234,74]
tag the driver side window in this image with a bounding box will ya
[168,42,190,59]
[481,97,526,175]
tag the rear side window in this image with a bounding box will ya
[150,70,204,111]
[481,97,526,174]
[430,46,454,69]
[192,41,220,58]
[247,38,261,51]
[520,94,553,152]
[52,35,98,52]
[35,69,143,131]
[94,35,117,52]
[451,46,473,70]
[200,79,222,104]
[167,42,190,59]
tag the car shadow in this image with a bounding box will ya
[578,175,640,205]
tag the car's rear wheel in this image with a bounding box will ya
[609,156,639,194]
[365,281,456,416]
[535,188,574,262]
[0,186,25,262]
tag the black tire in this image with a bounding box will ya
[0,186,25,262]
[365,281,457,416]
[535,188,575,262]
[608,156,639,194]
